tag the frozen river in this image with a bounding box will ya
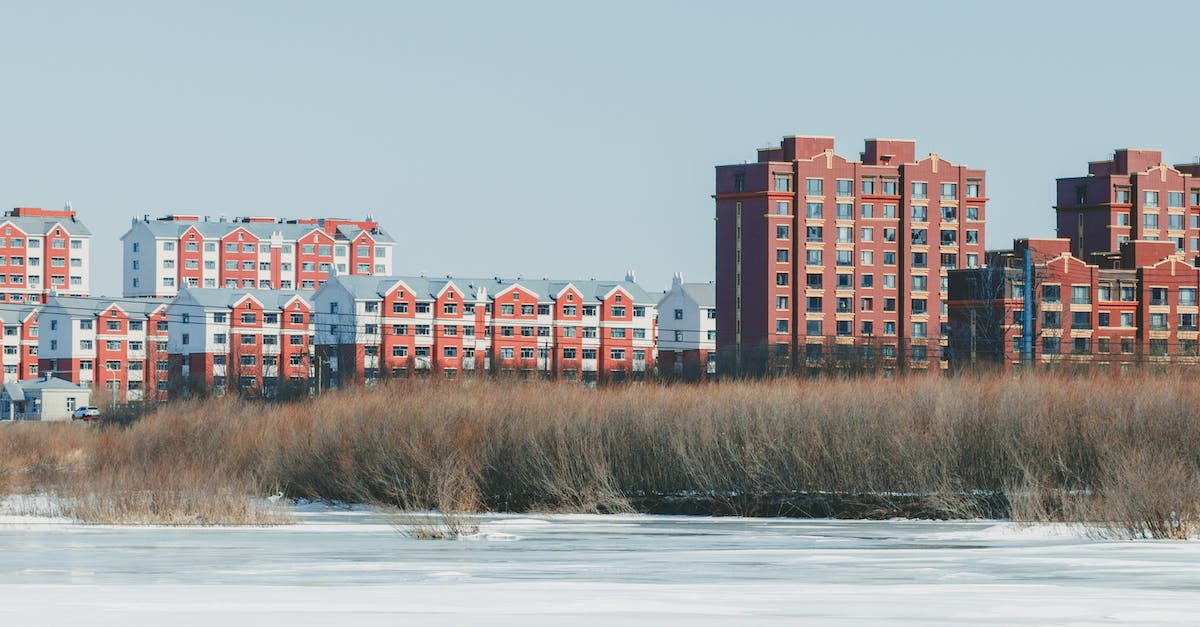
[1,502,1199,625]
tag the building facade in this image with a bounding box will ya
[165,288,314,397]
[1055,148,1200,260]
[121,215,396,298]
[948,238,1198,372]
[37,296,170,402]
[313,274,657,384]
[656,273,716,379]
[715,136,987,375]
[0,304,39,383]
[0,206,91,304]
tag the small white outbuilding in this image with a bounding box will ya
[0,375,93,422]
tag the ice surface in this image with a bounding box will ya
[0,503,1198,625]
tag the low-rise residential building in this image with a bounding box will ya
[122,215,396,298]
[312,273,657,384]
[0,205,92,303]
[0,304,39,383]
[166,288,315,397]
[947,237,1197,372]
[656,273,716,379]
[37,295,170,402]
[0,375,92,421]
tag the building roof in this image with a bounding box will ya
[173,287,314,310]
[0,214,92,236]
[0,302,38,325]
[42,295,168,318]
[4,376,91,399]
[128,217,395,244]
[328,274,655,303]
[679,283,715,308]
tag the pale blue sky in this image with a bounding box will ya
[2,1,1198,297]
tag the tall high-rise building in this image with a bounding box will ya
[121,214,396,297]
[714,136,987,374]
[1055,148,1200,259]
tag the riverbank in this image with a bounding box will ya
[1,375,1197,538]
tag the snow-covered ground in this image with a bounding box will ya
[1,499,1198,625]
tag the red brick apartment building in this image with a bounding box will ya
[312,274,657,384]
[1056,148,1200,259]
[37,296,169,402]
[165,289,315,397]
[715,136,987,375]
[0,206,92,303]
[947,238,1200,372]
[122,215,395,298]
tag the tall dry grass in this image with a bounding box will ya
[2,374,1199,536]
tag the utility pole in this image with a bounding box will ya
[1022,247,1034,366]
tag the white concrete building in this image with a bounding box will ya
[0,375,92,421]
[656,273,716,377]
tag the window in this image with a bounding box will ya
[835,250,852,266]
[806,297,822,312]
[1181,288,1197,306]
[1071,311,1091,329]
[1150,313,1168,331]
[911,182,928,199]
[911,322,927,338]
[861,204,873,218]
[1150,287,1168,306]
[911,275,928,291]
[966,206,979,220]
[883,228,896,242]
[804,178,821,194]
[1144,213,1159,228]
[1181,313,1198,331]
[966,230,979,244]
[806,203,823,218]
[805,320,821,336]
[776,249,789,263]
[940,183,957,200]
[776,225,789,240]
[1098,312,1111,327]
[860,274,873,288]
[806,250,822,265]
[883,204,897,218]
[861,227,873,242]
[1041,337,1061,355]
[806,226,823,242]
[806,273,822,288]
[1042,285,1061,303]
[911,205,927,222]
[776,319,788,333]
[776,272,789,286]
[836,274,852,288]
[836,203,853,220]
[1120,312,1134,327]
[911,229,927,245]
[836,179,853,196]
[776,296,789,310]
[861,179,875,194]
[1071,286,1091,304]
[1169,214,1185,230]
[775,200,789,215]
[1144,190,1159,208]
[776,176,792,192]
[836,226,853,243]
[911,252,927,268]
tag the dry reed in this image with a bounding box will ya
[1,374,1198,536]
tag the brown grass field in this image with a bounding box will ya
[1,374,1198,537]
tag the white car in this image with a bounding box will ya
[71,406,100,421]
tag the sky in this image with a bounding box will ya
[2,0,1200,298]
